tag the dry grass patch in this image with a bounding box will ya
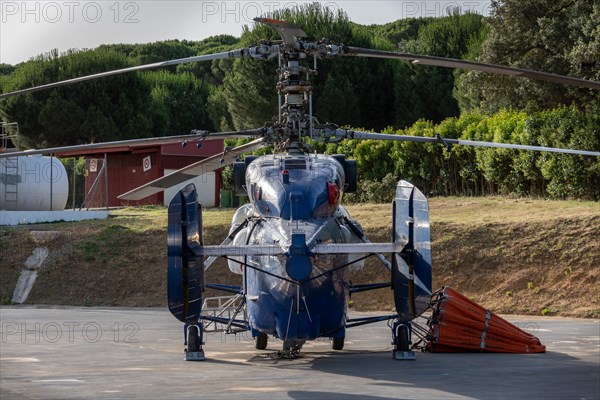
[1,197,598,317]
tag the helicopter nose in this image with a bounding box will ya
[285,233,313,281]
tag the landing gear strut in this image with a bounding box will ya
[185,323,205,361]
[392,320,415,360]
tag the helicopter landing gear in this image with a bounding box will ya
[283,339,305,351]
[392,320,415,360]
[331,337,344,350]
[184,323,205,361]
[255,333,268,350]
[279,339,304,358]
[262,339,305,359]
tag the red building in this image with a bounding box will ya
[57,139,224,208]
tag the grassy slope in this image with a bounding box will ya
[1,198,598,317]
[349,198,600,318]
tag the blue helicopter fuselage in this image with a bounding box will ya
[226,154,364,340]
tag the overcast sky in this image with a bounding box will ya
[1,1,492,65]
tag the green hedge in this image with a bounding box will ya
[331,106,599,201]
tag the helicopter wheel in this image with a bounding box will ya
[187,325,199,351]
[331,337,344,350]
[396,325,409,352]
[255,333,268,350]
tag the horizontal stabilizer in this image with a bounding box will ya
[200,241,406,257]
[198,245,284,257]
[312,242,406,254]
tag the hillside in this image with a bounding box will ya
[1,197,598,317]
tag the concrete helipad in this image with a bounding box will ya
[1,306,598,399]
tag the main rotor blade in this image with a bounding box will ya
[344,47,600,90]
[254,18,306,44]
[118,138,266,201]
[335,129,600,156]
[0,129,261,158]
[0,49,250,99]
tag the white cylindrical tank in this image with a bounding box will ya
[0,155,69,211]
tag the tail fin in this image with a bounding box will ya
[167,184,204,324]
[391,180,432,321]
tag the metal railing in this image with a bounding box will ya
[1,123,20,210]
[201,294,246,332]
[1,122,20,151]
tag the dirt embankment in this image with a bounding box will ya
[1,198,598,317]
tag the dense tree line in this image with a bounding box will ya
[0,2,598,200]
[0,4,485,146]
[454,0,600,113]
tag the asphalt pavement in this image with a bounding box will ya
[1,306,598,399]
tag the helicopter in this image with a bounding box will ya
[1,18,599,361]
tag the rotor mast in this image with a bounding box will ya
[257,18,315,153]
[277,49,315,153]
